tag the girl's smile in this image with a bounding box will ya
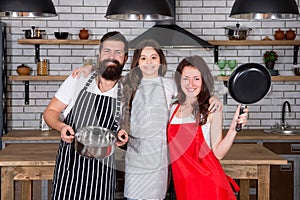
[138,46,161,78]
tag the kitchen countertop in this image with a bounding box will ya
[2,129,60,141]
[2,129,300,142]
[233,129,300,141]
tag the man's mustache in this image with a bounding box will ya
[102,59,121,67]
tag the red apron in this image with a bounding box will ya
[167,104,239,200]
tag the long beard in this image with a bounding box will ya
[97,59,124,81]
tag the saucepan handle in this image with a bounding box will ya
[235,105,246,132]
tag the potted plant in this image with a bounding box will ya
[263,50,278,70]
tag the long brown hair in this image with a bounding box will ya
[175,55,214,125]
[120,39,167,133]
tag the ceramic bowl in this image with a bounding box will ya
[294,67,300,76]
[16,65,31,75]
[54,32,69,40]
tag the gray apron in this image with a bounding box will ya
[51,72,121,200]
[124,77,169,199]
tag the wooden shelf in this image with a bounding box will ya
[17,39,100,45]
[18,39,300,46]
[208,40,300,46]
[216,75,300,81]
[9,75,68,81]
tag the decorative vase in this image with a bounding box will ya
[285,28,296,40]
[79,28,89,40]
[265,61,275,70]
[274,28,284,40]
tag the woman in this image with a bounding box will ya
[167,55,248,200]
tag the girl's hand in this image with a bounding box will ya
[116,129,128,146]
[60,125,75,143]
[209,95,223,113]
[71,64,93,78]
[230,104,248,131]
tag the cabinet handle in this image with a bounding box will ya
[280,162,292,172]
[290,144,300,153]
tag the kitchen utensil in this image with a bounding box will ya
[217,60,227,76]
[74,126,117,159]
[54,32,69,39]
[274,29,284,40]
[23,26,45,39]
[294,67,300,76]
[79,28,89,40]
[285,28,296,40]
[228,63,271,131]
[228,60,237,74]
[224,23,252,40]
[16,64,31,75]
[37,59,48,76]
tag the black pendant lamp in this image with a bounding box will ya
[0,0,57,17]
[230,0,299,19]
[105,0,173,21]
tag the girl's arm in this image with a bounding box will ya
[71,64,93,78]
[209,95,223,113]
[210,104,248,160]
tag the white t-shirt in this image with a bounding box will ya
[55,73,118,118]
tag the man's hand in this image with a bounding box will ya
[60,125,75,143]
[116,129,128,146]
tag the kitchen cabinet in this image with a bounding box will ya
[262,142,300,200]
[234,130,300,200]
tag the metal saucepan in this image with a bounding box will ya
[224,23,252,40]
[23,26,45,39]
[74,126,117,159]
[228,63,271,131]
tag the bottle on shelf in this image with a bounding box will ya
[37,59,48,76]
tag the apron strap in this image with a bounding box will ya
[113,82,121,132]
[83,71,97,90]
[169,104,180,122]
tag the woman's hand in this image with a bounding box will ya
[208,95,223,113]
[71,64,93,78]
[230,104,248,131]
[116,129,128,146]
[60,125,75,143]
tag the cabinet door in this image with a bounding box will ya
[270,160,294,200]
[263,142,299,200]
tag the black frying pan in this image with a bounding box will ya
[228,63,271,131]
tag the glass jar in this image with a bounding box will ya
[37,59,48,76]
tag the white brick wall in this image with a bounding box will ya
[1,0,300,130]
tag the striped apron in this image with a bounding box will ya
[51,72,121,200]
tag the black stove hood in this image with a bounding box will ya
[129,0,213,49]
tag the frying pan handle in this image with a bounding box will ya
[236,105,246,132]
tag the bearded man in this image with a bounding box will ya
[44,31,129,200]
